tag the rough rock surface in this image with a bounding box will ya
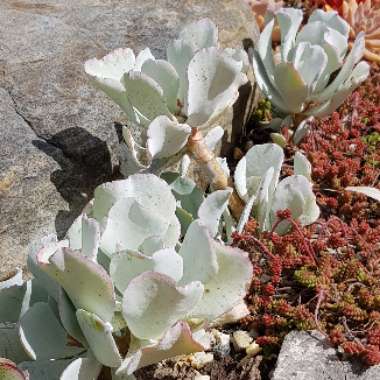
[0,0,257,275]
[272,331,380,380]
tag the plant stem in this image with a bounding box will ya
[187,128,244,219]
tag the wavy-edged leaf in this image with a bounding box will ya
[147,116,191,159]
[122,272,203,340]
[37,247,116,322]
[117,321,204,375]
[189,243,252,322]
[122,71,171,126]
[110,249,183,294]
[186,47,247,127]
[141,59,180,113]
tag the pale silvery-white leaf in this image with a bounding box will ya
[141,59,180,113]
[60,357,102,380]
[198,188,232,237]
[134,48,155,70]
[308,9,350,39]
[271,175,320,234]
[110,249,183,293]
[76,309,121,368]
[116,321,204,375]
[122,272,203,340]
[167,18,218,106]
[311,32,366,104]
[294,151,312,181]
[237,195,256,234]
[179,220,219,285]
[122,71,172,126]
[346,186,380,202]
[81,215,100,261]
[147,116,191,159]
[186,47,247,127]
[180,154,191,177]
[119,127,149,177]
[100,198,169,256]
[293,116,313,145]
[273,62,308,113]
[275,7,303,62]
[234,143,284,202]
[188,242,252,322]
[254,167,275,231]
[204,125,224,151]
[36,247,116,322]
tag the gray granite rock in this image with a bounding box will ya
[0,0,258,275]
[272,331,380,380]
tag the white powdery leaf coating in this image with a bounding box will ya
[76,309,122,368]
[141,59,180,113]
[346,186,380,202]
[186,47,247,127]
[81,215,100,261]
[117,321,205,375]
[92,174,177,226]
[122,71,171,125]
[100,197,169,256]
[110,249,183,293]
[273,62,308,113]
[271,175,320,234]
[188,243,253,322]
[254,167,275,231]
[198,188,232,237]
[234,143,284,202]
[179,220,218,285]
[308,9,350,39]
[18,302,81,361]
[122,272,203,340]
[204,125,224,151]
[84,48,136,82]
[294,151,312,181]
[275,7,303,62]
[147,116,191,159]
[37,247,116,322]
[60,357,102,380]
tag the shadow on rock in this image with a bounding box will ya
[33,127,114,239]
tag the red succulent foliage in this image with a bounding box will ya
[233,69,380,367]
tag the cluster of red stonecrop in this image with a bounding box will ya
[233,68,380,365]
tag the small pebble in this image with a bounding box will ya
[232,330,253,351]
[211,329,230,356]
[194,375,211,380]
[190,352,214,369]
[246,341,261,357]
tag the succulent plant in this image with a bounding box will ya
[0,174,252,379]
[252,8,370,120]
[85,19,248,176]
[234,143,319,233]
[341,0,380,63]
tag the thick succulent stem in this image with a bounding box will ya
[187,128,244,220]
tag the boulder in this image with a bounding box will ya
[0,0,257,275]
[272,331,380,380]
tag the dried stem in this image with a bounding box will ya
[187,128,244,220]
